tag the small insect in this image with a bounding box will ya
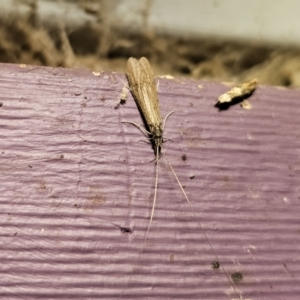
[121,57,242,300]
[217,78,258,104]
[115,84,129,109]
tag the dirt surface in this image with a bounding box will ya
[2,0,300,87]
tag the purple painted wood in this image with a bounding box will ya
[0,63,299,300]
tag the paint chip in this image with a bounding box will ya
[240,99,252,110]
[159,75,174,79]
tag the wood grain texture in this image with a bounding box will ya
[0,63,299,300]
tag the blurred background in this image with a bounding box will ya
[2,0,300,86]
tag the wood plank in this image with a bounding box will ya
[0,63,299,300]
